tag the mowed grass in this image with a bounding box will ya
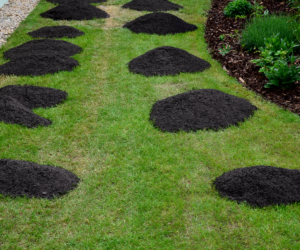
[1,0,300,249]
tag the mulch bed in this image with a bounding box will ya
[123,12,197,35]
[214,165,300,207]
[41,1,110,20]
[47,0,106,3]
[28,26,85,39]
[0,53,79,76]
[205,0,300,115]
[122,0,183,12]
[3,39,82,60]
[0,85,67,128]
[0,159,80,199]
[150,89,257,132]
[129,46,211,76]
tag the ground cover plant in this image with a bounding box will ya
[1,0,300,249]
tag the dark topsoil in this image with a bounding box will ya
[3,39,82,60]
[41,1,110,20]
[123,12,197,35]
[214,165,300,207]
[0,159,80,199]
[0,53,79,76]
[0,85,67,128]
[47,0,106,4]
[128,46,211,76]
[122,0,183,12]
[150,89,257,132]
[28,26,85,39]
[205,0,300,115]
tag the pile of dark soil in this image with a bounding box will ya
[128,46,211,76]
[123,13,197,35]
[41,1,110,20]
[0,53,79,76]
[214,165,300,207]
[0,159,80,199]
[3,39,82,60]
[28,26,85,39]
[47,0,106,3]
[0,96,52,128]
[150,89,257,132]
[0,85,67,109]
[122,0,183,12]
[204,0,300,115]
[0,85,67,128]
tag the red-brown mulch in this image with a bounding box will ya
[204,0,300,115]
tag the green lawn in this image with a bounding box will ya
[1,0,300,249]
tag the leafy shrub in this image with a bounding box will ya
[251,35,300,89]
[223,0,253,18]
[241,14,300,51]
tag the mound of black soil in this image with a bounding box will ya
[0,53,79,76]
[0,96,52,128]
[150,89,257,132]
[47,0,106,3]
[123,13,197,35]
[0,159,80,199]
[28,26,85,39]
[41,2,110,20]
[0,85,67,109]
[128,46,211,76]
[214,165,300,207]
[122,0,183,11]
[3,39,82,60]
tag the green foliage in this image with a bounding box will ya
[251,35,300,89]
[264,59,300,89]
[287,0,300,42]
[220,34,225,41]
[241,14,300,51]
[251,0,269,18]
[218,44,232,55]
[223,0,253,17]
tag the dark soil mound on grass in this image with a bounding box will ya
[0,85,67,109]
[122,0,183,11]
[0,53,79,76]
[214,165,300,208]
[3,39,82,60]
[128,46,211,76]
[41,2,110,20]
[123,13,197,35]
[150,89,257,132]
[47,0,106,3]
[0,96,52,128]
[28,26,85,39]
[0,159,80,199]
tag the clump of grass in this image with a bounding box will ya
[241,14,300,51]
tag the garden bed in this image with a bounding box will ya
[204,0,300,115]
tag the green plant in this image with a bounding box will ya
[251,34,299,73]
[219,44,232,55]
[264,59,300,89]
[223,0,253,17]
[235,14,247,19]
[251,0,269,18]
[241,14,300,51]
[220,34,225,41]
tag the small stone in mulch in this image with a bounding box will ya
[128,46,211,76]
[47,0,106,3]
[41,1,110,20]
[122,0,183,11]
[150,89,257,132]
[0,159,80,199]
[0,85,67,109]
[3,39,82,60]
[28,26,85,39]
[0,96,52,128]
[214,165,300,207]
[0,53,79,76]
[123,13,197,35]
